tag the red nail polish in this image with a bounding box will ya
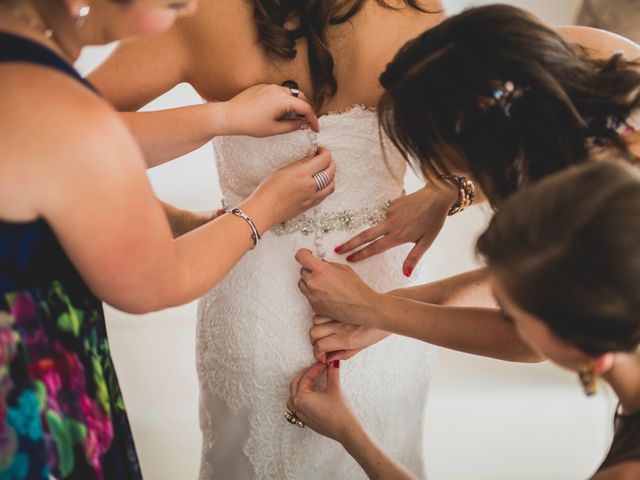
[346,255,355,262]
[404,267,413,278]
[332,360,340,369]
[334,246,343,254]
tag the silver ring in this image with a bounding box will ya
[313,170,331,191]
[289,86,300,97]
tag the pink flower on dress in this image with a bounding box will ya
[80,394,112,480]
[11,294,36,325]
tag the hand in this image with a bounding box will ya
[310,315,391,363]
[219,84,320,137]
[245,147,336,230]
[334,184,457,276]
[295,249,380,327]
[287,362,362,444]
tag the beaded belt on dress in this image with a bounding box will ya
[272,204,389,236]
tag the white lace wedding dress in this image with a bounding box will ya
[197,106,437,480]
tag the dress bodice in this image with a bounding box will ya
[213,106,407,212]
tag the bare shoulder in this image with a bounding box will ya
[0,63,142,221]
[592,461,640,480]
[556,26,640,60]
[89,23,189,110]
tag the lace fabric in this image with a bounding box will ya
[197,106,436,479]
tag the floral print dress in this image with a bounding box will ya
[0,32,142,480]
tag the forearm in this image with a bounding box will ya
[391,268,495,307]
[121,103,226,167]
[370,293,541,362]
[341,424,417,480]
[160,200,212,238]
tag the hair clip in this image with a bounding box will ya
[478,80,521,117]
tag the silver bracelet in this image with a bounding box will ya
[226,208,261,249]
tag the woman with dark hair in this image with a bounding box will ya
[292,160,640,480]
[89,1,445,478]
[303,4,640,366]
[335,4,640,273]
[0,0,336,477]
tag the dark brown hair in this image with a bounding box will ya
[477,160,640,356]
[379,4,640,205]
[252,1,436,110]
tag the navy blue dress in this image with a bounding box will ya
[0,32,142,480]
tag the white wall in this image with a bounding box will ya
[76,1,618,479]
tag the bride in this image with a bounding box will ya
[90,1,445,478]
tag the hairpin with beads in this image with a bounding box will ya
[477,80,525,117]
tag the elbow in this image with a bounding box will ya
[104,290,174,315]
[507,346,546,364]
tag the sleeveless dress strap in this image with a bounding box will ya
[0,31,97,92]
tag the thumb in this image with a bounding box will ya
[295,248,324,271]
[299,363,328,393]
[327,360,341,389]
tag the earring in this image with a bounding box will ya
[578,366,598,397]
[74,4,91,29]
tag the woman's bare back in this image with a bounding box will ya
[96,0,443,114]
[182,0,443,112]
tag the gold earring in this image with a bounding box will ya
[578,366,598,397]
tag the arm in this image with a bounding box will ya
[159,200,213,238]
[8,69,335,314]
[307,268,495,363]
[556,26,640,60]
[365,292,539,362]
[390,267,496,307]
[288,363,417,480]
[296,250,541,362]
[90,31,319,167]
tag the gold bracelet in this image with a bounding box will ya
[439,175,476,216]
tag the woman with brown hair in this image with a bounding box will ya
[89,1,445,478]
[335,4,640,274]
[301,4,640,367]
[0,0,336,477]
[292,160,640,480]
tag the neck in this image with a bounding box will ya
[602,349,640,414]
[0,0,83,63]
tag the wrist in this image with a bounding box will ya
[209,101,232,137]
[338,416,369,451]
[366,291,390,330]
[237,197,275,236]
[429,180,458,212]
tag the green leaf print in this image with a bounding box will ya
[52,282,84,336]
[34,381,47,412]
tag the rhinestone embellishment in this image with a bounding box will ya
[272,204,388,237]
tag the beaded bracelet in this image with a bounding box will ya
[439,175,476,216]
[226,208,261,249]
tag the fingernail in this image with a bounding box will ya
[346,255,355,262]
[334,246,343,254]
[299,124,309,130]
[404,267,413,278]
[332,360,340,369]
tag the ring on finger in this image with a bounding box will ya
[282,80,300,98]
[313,170,331,191]
[284,409,306,428]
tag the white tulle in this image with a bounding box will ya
[197,106,437,479]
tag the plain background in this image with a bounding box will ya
[75,1,620,479]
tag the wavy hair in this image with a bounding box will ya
[379,4,640,205]
[252,1,436,110]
